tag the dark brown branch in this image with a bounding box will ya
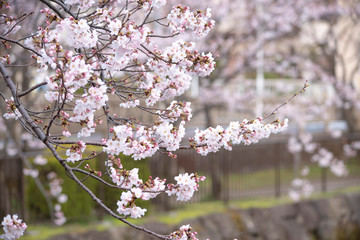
[39,0,66,19]
[148,33,179,38]
[18,81,47,98]
[49,0,77,19]
[51,139,107,147]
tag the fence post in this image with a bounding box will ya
[222,149,230,206]
[211,153,222,200]
[275,143,281,198]
[0,157,25,219]
[322,167,327,192]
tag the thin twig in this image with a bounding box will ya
[262,80,310,120]
[0,36,41,56]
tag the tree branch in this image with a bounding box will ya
[0,36,41,56]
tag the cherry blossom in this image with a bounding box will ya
[288,178,314,202]
[166,173,205,201]
[1,215,27,240]
[57,18,98,48]
[63,0,96,10]
[169,224,198,240]
[65,141,86,163]
[311,147,348,177]
[140,0,167,11]
[168,5,215,39]
[193,118,288,156]
[47,172,68,225]
[3,98,21,120]
[33,155,48,166]
[54,204,66,226]
[23,168,39,178]
[116,190,147,218]
[330,161,348,177]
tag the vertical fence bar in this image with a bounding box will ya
[223,149,230,206]
[19,158,25,220]
[322,167,327,192]
[0,157,25,218]
[275,143,281,198]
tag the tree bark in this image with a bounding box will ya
[341,106,358,133]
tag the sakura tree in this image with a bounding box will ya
[0,0,290,239]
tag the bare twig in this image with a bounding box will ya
[262,80,310,120]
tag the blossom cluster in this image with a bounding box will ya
[104,115,289,161]
[287,133,317,154]
[2,15,21,35]
[1,215,27,240]
[193,118,288,156]
[166,173,205,201]
[288,178,314,202]
[140,0,167,11]
[108,157,205,218]
[311,148,348,177]
[23,168,39,178]
[169,224,198,240]
[57,18,98,49]
[156,121,186,152]
[71,83,108,138]
[158,101,193,122]
[64,0,96,10]
[168,5,215,38]
[33,155,48,165]
[3,97,21,120]
[65,141,86,163]
[104,125,158,160]
[109,165,166,218]
[113,22,151,50]
[23,154,68,226]
[286,129,350,201]
[23,155,48,178]
[143,40,215,106]
[48,172,68,225]
[105,100,194,159]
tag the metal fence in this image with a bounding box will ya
[2,134,360,217]
[150,133,360,209]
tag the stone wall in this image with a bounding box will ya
[50,192,360,240]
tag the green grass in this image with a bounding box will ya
[21,185,360,240]
[23,221,108,240]
[153,185,360,225]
